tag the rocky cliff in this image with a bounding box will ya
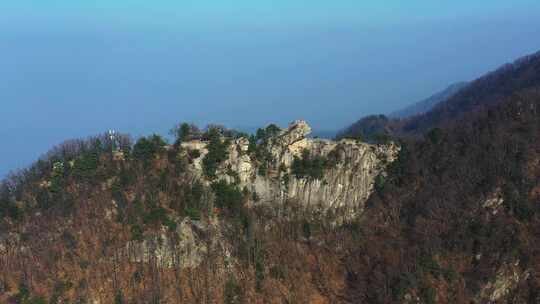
[182,120,399,219]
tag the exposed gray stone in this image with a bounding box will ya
[184,120,399,220]
[127,218,206,269]
[477,261,527,302]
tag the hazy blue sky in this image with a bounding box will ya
[2,1,540,177]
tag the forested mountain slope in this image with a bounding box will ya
[399,50,540,135]
[345,87,540,303]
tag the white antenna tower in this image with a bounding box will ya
[108,129,118,151]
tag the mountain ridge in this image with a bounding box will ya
[338,49,540,141]
[389,81,469,119]
[398,49,540,134]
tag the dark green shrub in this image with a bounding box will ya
[391,272,417,301]
[255,124,281,143]
[114,291,125,304]
[202,128,229,178]
[185,207,201,221]
[15,282,30,303]
[336,114,391,143]
[291,149,327,180]
[418,255,442,276]
[503,183,535,221]
[0,184,22,220]
[130,224,144,241]
[387,142,409,185]
[302,220,311,239]
[420,283,436,304]
[374,174,386,194]
[255,128,266,142]
[118,167,136,187]
[224,277,243,304]
[182,182,204,220]
[211,180,243,213]
[247,135,257,154]
[255,257,265,292]
[170,122,200,144]
[188,149,201,159]
[163,217,177,231]
[251,191,260,202]
[265,124,281,138]
[132,135,167,166]
[72,151,99,179]
[143,206,168,226]
[426,128,444,145]
[443,268,458,283]
[257,163,268,176]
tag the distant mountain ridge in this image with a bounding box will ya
[389,81,469,119]
[339,49,540,139]
[399,50,540,134]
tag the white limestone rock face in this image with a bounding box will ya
[225,137,253,185]
[183,120,399,218]
[181,140,209,174]
[477,261,528,303]
[283,140,395,215]
[127,218,206,269]
[482,188,504,215]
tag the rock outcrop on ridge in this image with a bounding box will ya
[182,120,399,218]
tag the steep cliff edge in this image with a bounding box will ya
[181,120,399,218]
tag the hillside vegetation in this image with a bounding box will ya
[0,123,384,303]
[345,87,540,303]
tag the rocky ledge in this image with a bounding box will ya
[181,120,399,219]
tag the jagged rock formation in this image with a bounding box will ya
[126,218,207,269]
[182,120,399,218]
[477,261,527,303]
[122,120,397,274]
